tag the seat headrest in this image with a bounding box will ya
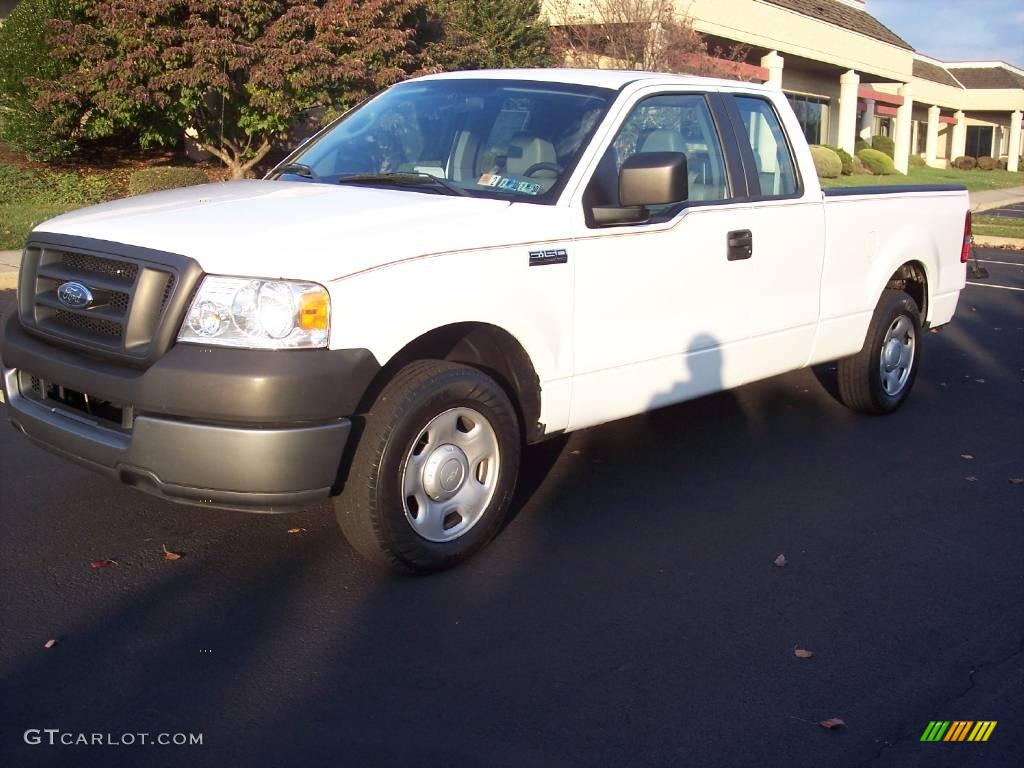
[639,130,685,153]
[506,132,557,177]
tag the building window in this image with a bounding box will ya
[873,117,893,138]
[915,121,927,154]
[965,126,993,158]
[785,93,828,145]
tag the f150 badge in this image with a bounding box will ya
[528,248,568,266]
[57,281,94,309]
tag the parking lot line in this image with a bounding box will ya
[976,259,1024,266]
[966,281,1024,291]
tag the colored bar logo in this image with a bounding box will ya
[920,721,997,742]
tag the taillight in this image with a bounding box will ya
[961,211,972,264]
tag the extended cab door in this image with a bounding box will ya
[566,87,825,432]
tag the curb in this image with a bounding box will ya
[974,235,1024,250]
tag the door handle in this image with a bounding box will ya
[727,230,753,261]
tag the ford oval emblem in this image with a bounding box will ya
[57,281,94,309]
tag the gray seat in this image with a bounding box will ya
[638,129,686,153]
[506,132,558,178]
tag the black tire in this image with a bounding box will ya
[335,360,521,572]
[837,288,922,415]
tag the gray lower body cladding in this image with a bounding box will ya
[0,309,380,511]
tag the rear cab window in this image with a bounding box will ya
[731,96,801,199]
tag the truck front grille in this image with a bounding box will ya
[16,240,201,366]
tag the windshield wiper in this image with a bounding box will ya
[336,172,470,197]
[275,163,324,182]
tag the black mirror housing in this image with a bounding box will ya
[619,151,689,207]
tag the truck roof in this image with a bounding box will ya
[412,68,774,93]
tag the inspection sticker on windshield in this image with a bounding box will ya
[477,174,542,196]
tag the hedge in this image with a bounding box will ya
[977,156,996,171]
[128,167,210,196]
[857,148,896,175]
[809,145,843,178]
[953,156,977,170]
[909,155,926,168]
[871,135,896,159]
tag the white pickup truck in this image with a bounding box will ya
[1,69,971,571]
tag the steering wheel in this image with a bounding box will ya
[522,162,561,178]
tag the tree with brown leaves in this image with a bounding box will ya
[545,0,751,79]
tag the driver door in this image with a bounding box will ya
[567,88,818,431]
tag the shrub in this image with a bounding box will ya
[128,167,210,196]
[997,158,1008,170]
[851,155,872,175]
[854,137,869,154]
[976,156,996,171]
[857,148,896,175]
[871,134,896,159]
[0,0,80,160]
[809,145,843,179]
[953,156,977,170]
[909,155,926,168]
[818,144,853,175]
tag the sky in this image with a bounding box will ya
[870,0,1024,67]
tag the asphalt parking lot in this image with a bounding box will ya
[0,248,1022,768]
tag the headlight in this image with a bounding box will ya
[178,276,330,349]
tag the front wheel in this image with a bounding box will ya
[837,288,922,414]
[335,360,521,572]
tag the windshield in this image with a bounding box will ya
[277,78,615,203]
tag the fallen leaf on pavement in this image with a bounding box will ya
[819,718,846,730]
[774,554,788,567]
[794,648,814,659]
[1010,478,1024,485]
[287,527,306,534]
[89,559,118,569]
[162,544,182,561]
[960,454,974,460]
[43,639,57,649]
[965,476,978,482]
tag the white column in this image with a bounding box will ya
[1009,111,1022,173]
[760,50,784,89]
[925,105,941,167]
[893,83,914,174]
[837,70,860,155]
[951,111,967,160]
[859,99,875,143]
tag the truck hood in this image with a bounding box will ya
[33,180,560,280]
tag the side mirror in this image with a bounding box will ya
[590,151,688,227]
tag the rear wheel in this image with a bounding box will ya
[837,289,922,414]
[335,360,521,572]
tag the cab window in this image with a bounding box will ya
[584,94,731,221]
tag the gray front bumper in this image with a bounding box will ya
[2,366,350,511]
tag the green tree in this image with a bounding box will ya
[0,0,80,160]
[427,0,551,70]
[38,1,426,178]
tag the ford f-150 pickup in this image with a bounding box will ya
[0,69,971,572]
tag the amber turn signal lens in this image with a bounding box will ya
[298,289,329,332]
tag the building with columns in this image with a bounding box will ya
[547,0,1024,173]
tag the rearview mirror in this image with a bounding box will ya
[589,151,688,227]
